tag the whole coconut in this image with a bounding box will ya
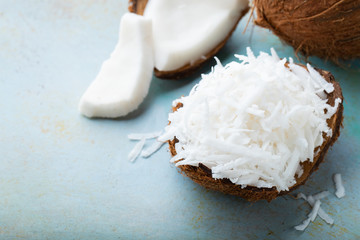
[254,0,360,60]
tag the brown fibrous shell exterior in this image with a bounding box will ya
[254,0,360,60]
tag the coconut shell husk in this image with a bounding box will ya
[168,67,344,202]
[254,0,360,60]
[128,0,249,79]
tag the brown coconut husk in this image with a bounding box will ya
[168,67,344,202]
[128,0,249,79]
[254,0,360,60]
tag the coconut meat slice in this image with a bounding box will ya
[79,13,153,118]
[144,0,249,72]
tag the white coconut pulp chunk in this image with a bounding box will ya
[158,48,342,191]
[144,0,249,71]
[79,13,153,118]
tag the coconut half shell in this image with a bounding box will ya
[128,0,249,79]
[254,0,360,60]
[168,67,344,202]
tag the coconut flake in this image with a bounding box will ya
[128,137,146,162]
[160,48,339,191]
[296,192,307,200]
[313,191,330,200]
[128,131,163,140]
[333,173,345,198]
[306,63,334,93]
[308,200,321,222]
[308,195,334,225]
[318,208,334,225]
[270,47,280,61]
[294,218,311,231]
[296,192,334,225]
[295,198,321,231]
[324,98,342,119]
[141,141,165,158]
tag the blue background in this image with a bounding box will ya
[0,1,359,239]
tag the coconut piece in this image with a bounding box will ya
[333,173,345,198]
[308,200,321,222]
[164,50,343,202]
[294,199,321,231]
[128,131,162,140]
[297,192,334,225]
[129,0,249,79]
[79,13,153,118]
[254,0,360,60]
[294,218,311,231]
[312,191,330,200]
[128,137,146,162]
[141,141,165,158]
[307,195,334,225]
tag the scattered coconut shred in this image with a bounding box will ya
[295,173,346,231]
[158,47,341,191]
[127,131,165,162]
[333,173,345,198]
[295,191,333,231]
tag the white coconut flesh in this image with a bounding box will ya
[159,48,342,191]
[79,13,154,118]
[144,0,249,72]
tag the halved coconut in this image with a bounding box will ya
[160,49,344,202]
[254,0,360,60]
[129,0,249,79]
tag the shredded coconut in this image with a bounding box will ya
[307,195,334,225]
[333,173,345,198]
[128,131,165,162]
[295,196,321,231]
[317,208,334,225]
[312,191,330,200]
[159,48,341,191]
[294,218,311,231]
[128,131,163,140]
[296,192,334,226]
[128,137,146,162]
[308,200,321,222]
[141,141,165,158]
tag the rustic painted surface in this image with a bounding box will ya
[0,1,359,239]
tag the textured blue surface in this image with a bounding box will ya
[0,1,359,239]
